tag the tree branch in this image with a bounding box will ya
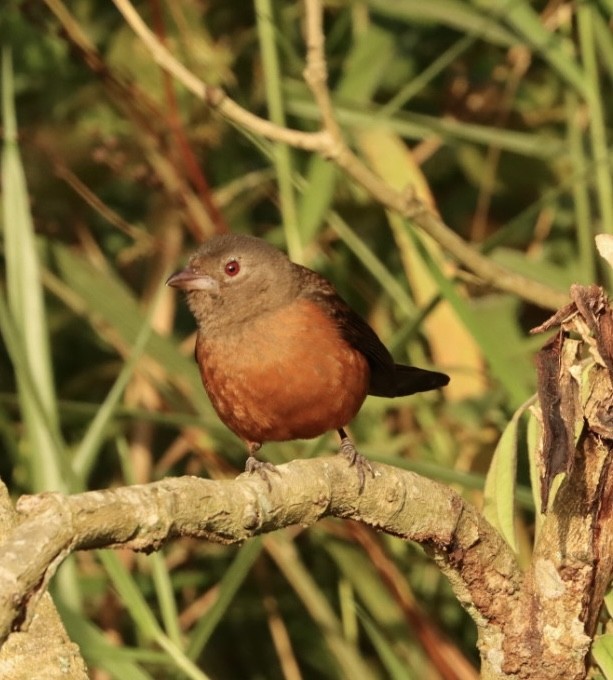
[4,286,613,678]
[0,481,87,679]
[0,456,519,647]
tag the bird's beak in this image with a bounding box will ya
[166,268,219,292]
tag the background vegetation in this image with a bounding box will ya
[1,0,612,677]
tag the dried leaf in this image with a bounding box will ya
[535,332,581,509]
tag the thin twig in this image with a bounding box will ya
[302,0,343,144]
[111,0,569,310]
[111,0,331,153]
[300,0,568,310]
[53,160,153,245]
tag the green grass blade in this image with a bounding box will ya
[99,550,210,680]
[297,156,339,243]
[359,608,418,680]
[1,47,56,423]
[321,536,426,677]
[404,226,531,408]
[482,0,587,96]
[285,91,565,159]
[1,47,67,492]
[150,552,183,647]
[113,442,183,648]
[377,33,475,118]
[366,0,516,46]
[72,286,161,481]
[578,3,613,239]
[98,551,160,640]
[565,91,596,284]
[298,24,395,241]
[0,294,73,481]
[187,538,263,659]
[255,0,302,261]
[327,212,416,316]
[267,534,377,680]
[59,605,155,680]
[593,11,613,83]
[44,241,206,405]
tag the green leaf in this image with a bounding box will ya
[593,634,613,679]
[526,406,543,534]
[483,396,536,552]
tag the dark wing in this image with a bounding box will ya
[293,264,396,394]
[293,264,448,397]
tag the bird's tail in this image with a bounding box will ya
[393,365,449,397]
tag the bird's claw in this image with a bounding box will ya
[339,437,374,493]
[245,456,280,490]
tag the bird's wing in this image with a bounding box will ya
[293,264,450,397]
[292,265,398,396]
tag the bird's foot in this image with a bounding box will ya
[245,456,279,490]
[338,434,374,493]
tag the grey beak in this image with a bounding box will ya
[166,268,219,292]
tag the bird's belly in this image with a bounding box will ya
[196,300,369,443]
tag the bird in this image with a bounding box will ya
[167,234,449,490]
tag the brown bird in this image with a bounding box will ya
[167,234,449,489]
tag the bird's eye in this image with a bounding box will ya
[224,259,240,277]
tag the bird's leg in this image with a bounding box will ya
[244,441,279,490]
[337,428,374,493]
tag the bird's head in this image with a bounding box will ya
[167,234,299,333]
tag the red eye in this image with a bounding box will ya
[224,259,240,276]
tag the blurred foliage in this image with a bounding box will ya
[0,0,612,677]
